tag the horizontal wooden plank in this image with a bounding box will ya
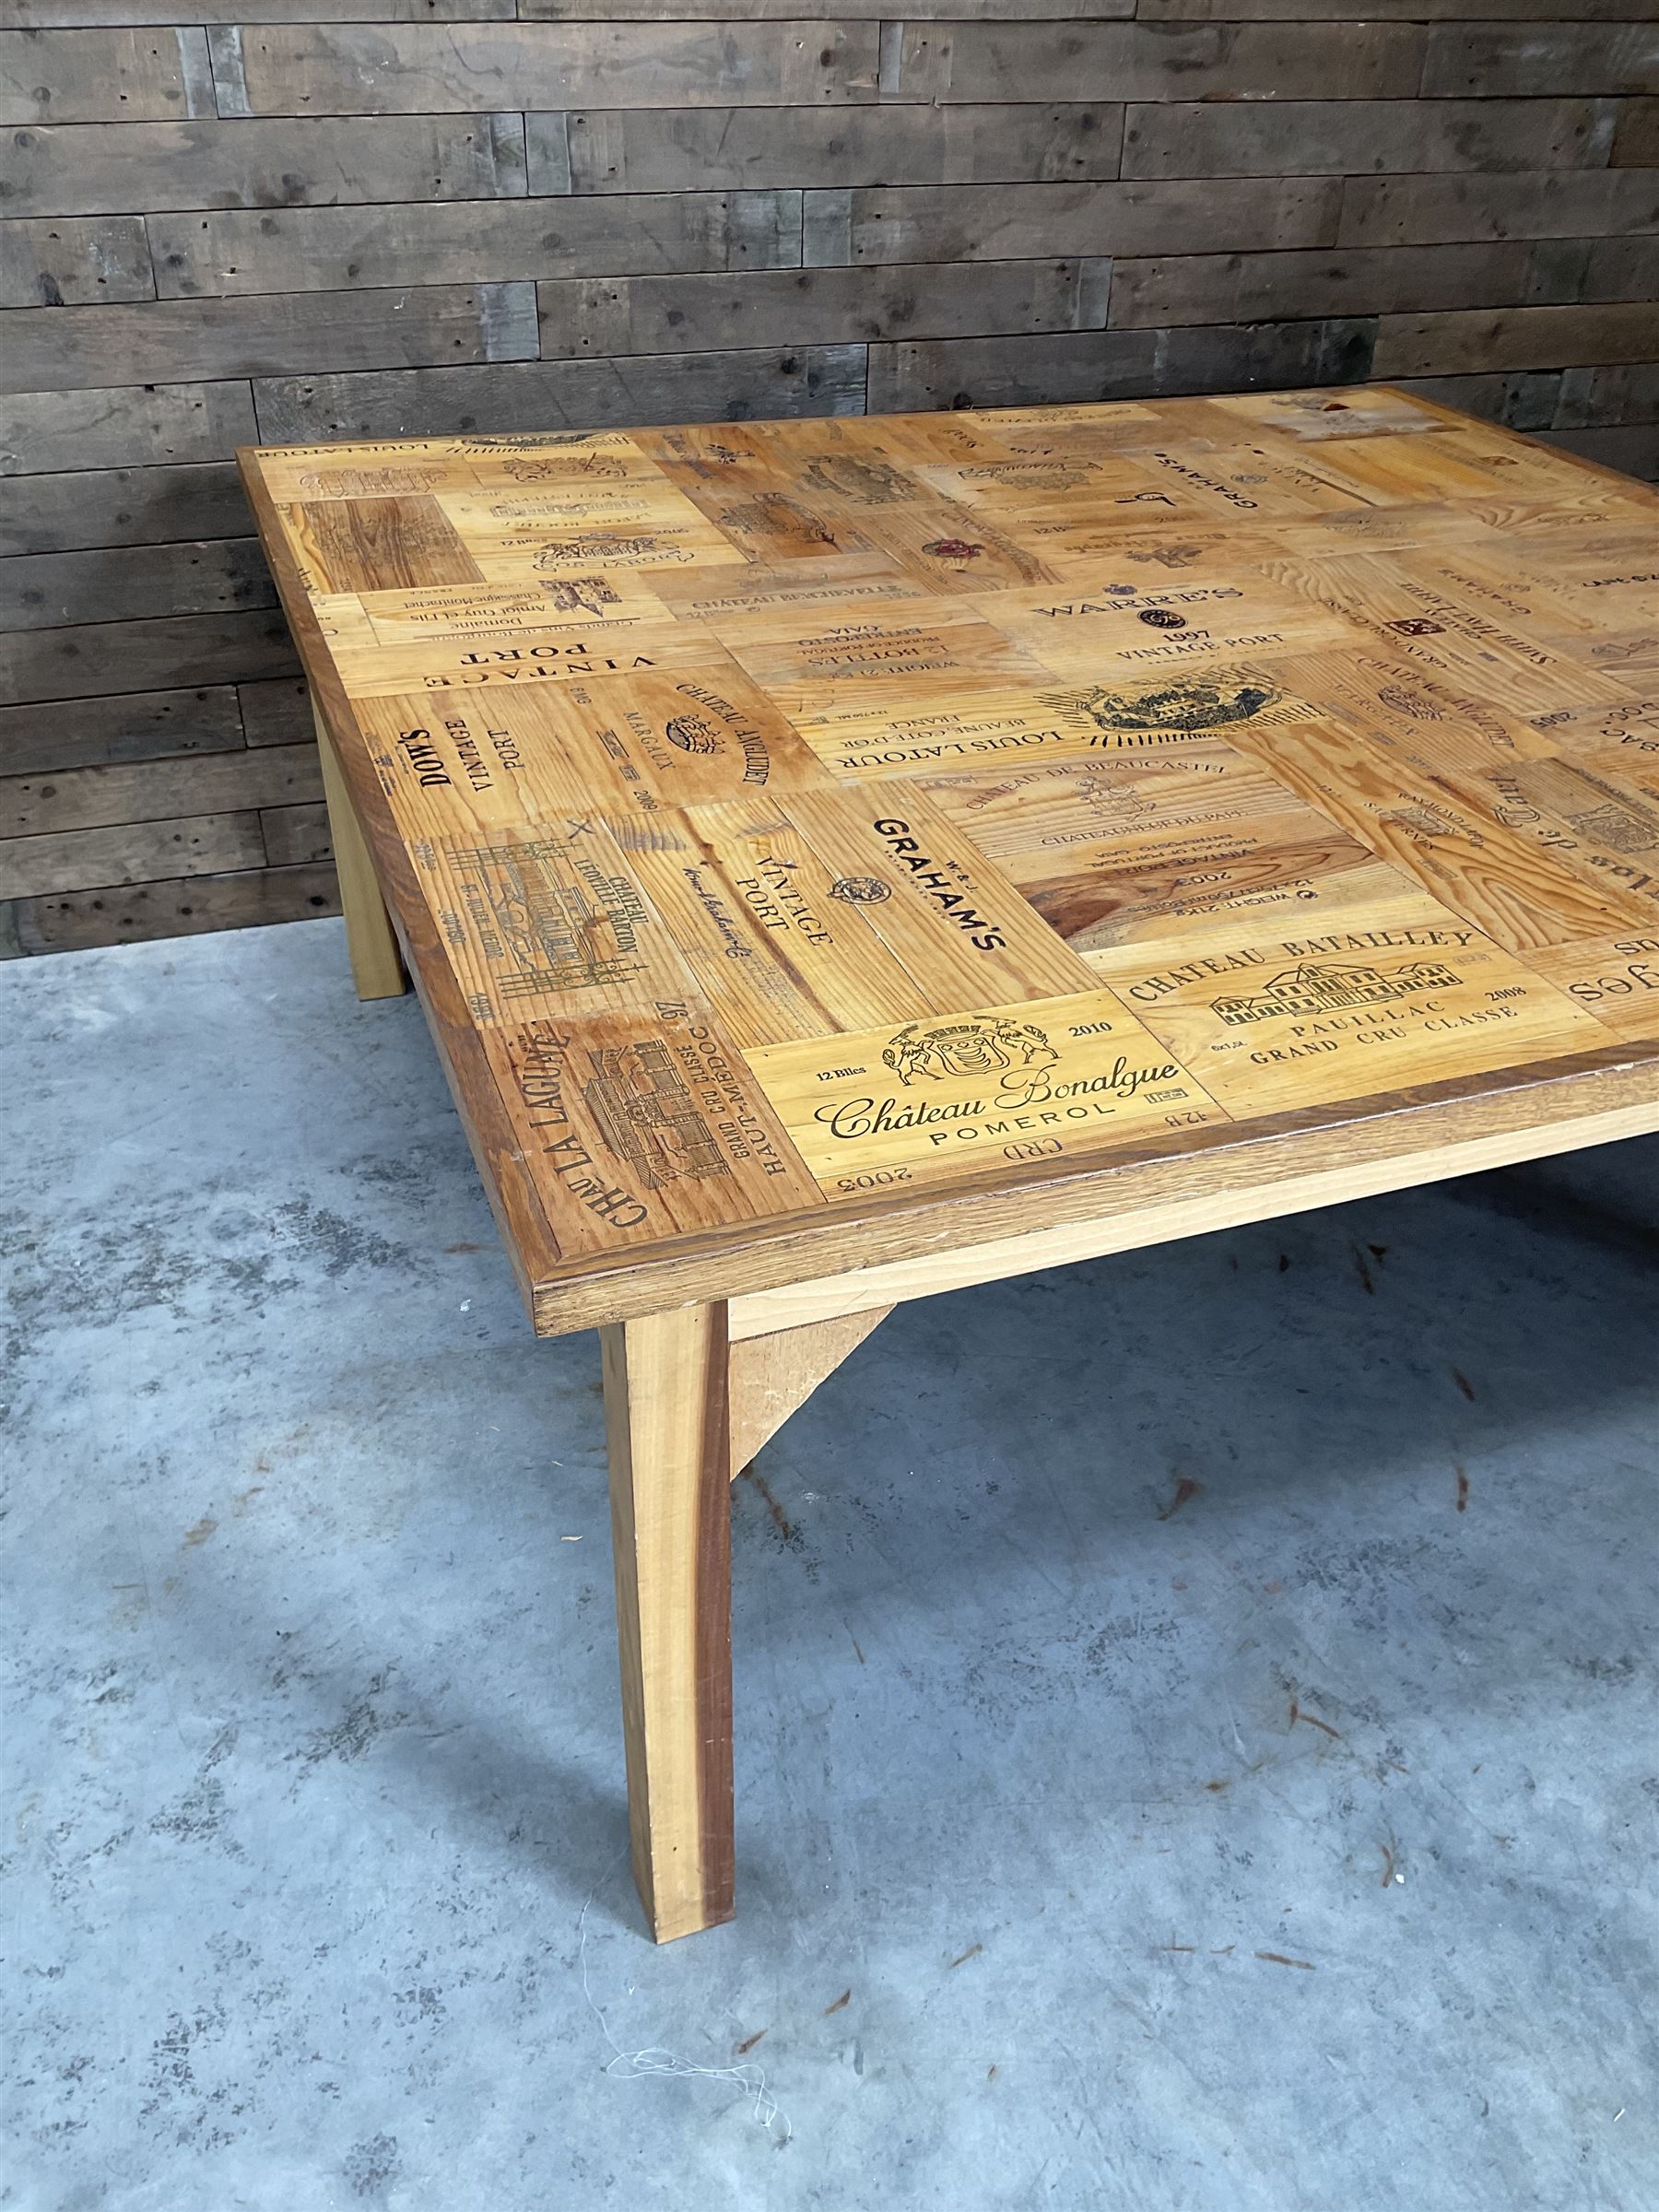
[0,807,266,899]
[1553,359,1659,426]
[1,610,299,707]
[0,462,249,558]
[539,259,1081,359]
[6,115,527,219]
[0,537,275,631]
[0,214,151,307]
[1107,242,1568,330]
[1614,98,1659,165]
[12,0,512,19]
[0,685,246,775]
[250,343,868,441]
[0,739,321,838]
[1340,170,1659,248]
[1422,22,1659,98]
[237,674,311,747]
[866,315,1371,409]
[1373,301,1659,379]
[1393,369,1567,432]
[520,0,1129,15]
[259,799,330,865]
[1121,97,1618,180]
[0,26,212,123]
[1584,233,1659,300]
[550,101,1122,194]
[0,284,538,394]
[0,379,256,475]
[888,21,1425,103]
[808,176,1339,265]
[1137,0,1659,17]
[150,191,803,299]
[0,860,338,959]
[1537,421,1659,480]
[215,21,879,116]
[865,325,1152,410]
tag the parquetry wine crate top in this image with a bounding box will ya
[241,386,1659,1323]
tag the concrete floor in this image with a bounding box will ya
[4,917,1657,2212]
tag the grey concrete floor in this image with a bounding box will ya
[4,918,1657,2212]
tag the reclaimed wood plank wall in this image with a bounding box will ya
[3,6,1658,959]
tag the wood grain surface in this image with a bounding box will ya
[244,386,1659,1328]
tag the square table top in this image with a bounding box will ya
[242,385,1659,1332]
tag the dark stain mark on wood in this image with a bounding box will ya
[947,1942,982,1971]
[1455,1464,1469,1512]
[735,2028,768,2055]
[824,1988,852,2015]
[1452,1367,1477,1400]
[1255,1950,1315,1970]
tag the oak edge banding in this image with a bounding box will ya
[532,1047,1659,1334]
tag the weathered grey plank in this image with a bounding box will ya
[0,463,250,559]
[1154,315,1375,393]
[1553,359,1659,427]
[1393,370,1566,431]
[0,809,266,900]
[1615,100,1659,165]
[866,315,1371,410]
[539,259,1081,359]
[0,686,247,775]
[1583,233,1659,301]
[1537,422,1659,481]
[259,801,330,866]
[251,344,868,441]
[0,538,275,632]
[1107,242,1567,329]
[519,0,1128,15]
[12,0,512,19]
[0,860,337,959]
[1373,302,1659,379]
[0,740,320,840]
[237,675,311,747]
[2,611,299,708]
[1121,98,1618,179]
[150,191,802,299]
[809,177,1339,265]
[6,116,527,219]
[866,326,1156,411]
[888,21,1425,104]
[551,102,1122,194]
[1422,23,1659,99]
[0,380,256,474]
[1340,170,1659,248]
[1139,0,1659,17]
[0,283,538,394]
[0,26,212,123]
[0,214,152,307]
[216,21,879,116]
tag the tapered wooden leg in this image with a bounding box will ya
[601,1303,735,1943]
[312,696,408,1000]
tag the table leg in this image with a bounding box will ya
[312,694,408,1001]
[600,1303,735,1942]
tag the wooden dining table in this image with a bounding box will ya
[242,383,1659,1941]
